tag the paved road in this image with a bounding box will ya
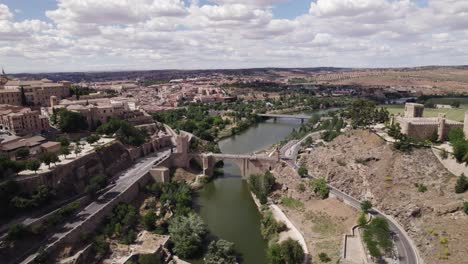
[19,149,171,264]
[281,136,419,264]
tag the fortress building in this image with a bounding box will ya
[0,105,50,136]
[393,103,466,141]
[0,69,71,107]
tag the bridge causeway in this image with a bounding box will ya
[258,113,312,122]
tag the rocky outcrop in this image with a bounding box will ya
[300,130,468,264]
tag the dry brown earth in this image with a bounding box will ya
[299,130,468,264]
[271,164,359,263]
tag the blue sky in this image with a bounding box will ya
[1,0,430,22]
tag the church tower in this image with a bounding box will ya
[0,68,9,89]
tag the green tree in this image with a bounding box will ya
[138,254,161,264]
[310,178,329,199]
[85,174,108,196]
[141,209,156,231]
[168,213,207,258]
[26,159,41,174]
[267,238,304,264]
[92,235,109,258]
[464,201,468,215]
[87,134,101,144]
[357,213,367,226]
[249,171,276,204]
[298,167,308,177]
[15,147,30,159]
[455,174,467,194]
[57,136,70,147]
[57,109,88,133]
[59,146,70,158]
[361,200,372,213]
[39,152,59,168]
[74,143,82,157]
[346,99,378,128]
[204,239,237,264]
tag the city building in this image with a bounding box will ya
[0,105,50,136]
[49,97,153,128]
[393,103,465,141]
[0,70,71,107]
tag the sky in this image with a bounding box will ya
[0,0,467,73]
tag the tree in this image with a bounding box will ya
[464,201,468,215]
[74,143,82,157]
[39,152,59,168]
[361,200,372,213]
[204,239,237,264]
[357,213,367,226]
[310,178,329,199]
[346,99,378,128]
[56,136,70,147]
[20,86,28,106]
[455,174,467,194]
[267,238,304,264]
[141,209,156,231]
[92,235,109,258]
[15,147,30,160]
[87,134,101,144]
[138,254,161,264]
[298,167,308,177]
[249,171,276,204]
[57,109,88,133]
[59,146,70,158]
[168,213,207,258]
[27,159,41,174]
[85,174,108,196]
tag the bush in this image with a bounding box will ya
[298,167,308,177]
[267,238,304,264]
[362,217,393,258]
[97,118,148,146]
[248,171,276,204]
[7,223,33,241]
[464,201,468,215]
[416,183,428,193]
[92,235,109,258]
[357,213,367,226]
[142,209,156,231]
[260,210,286,241]
[455,174,468,193]
[87,134,101,144]
[204,239,237,264]
[361,200,372,213]
[15,147,30,159]
[318,252,331,262]
[297,183,306,193]
[168,213,207,258]
[310,178,329,199]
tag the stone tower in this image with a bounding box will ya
[437,113,447,141]
[0,68,9,88]
[404,103,424,118]
[464,111,468,139]
[50,96,58,107]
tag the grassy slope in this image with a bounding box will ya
[381,104,468,122]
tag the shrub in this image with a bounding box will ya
[310,178,329,199]
[87,134,101,144]
[204,239,237,264]
[318,252,331,262]
[357,213,367,226]
[463,201,468,215]
[416,183,428,193]
[298,167,308,177]
[260,210,286,241]
[297,183,306,193]
[141,209,156,231]
[455,174,467,193]
[92,235,109,258]
[168,213,207,258]
[267,238,304,264]
[7,223,33,241]
[248,171,276,204]
[362,217,393,258]
[361,200,372,213]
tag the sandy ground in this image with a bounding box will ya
[272,163,360,263]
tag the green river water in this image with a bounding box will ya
[193,109,335,264]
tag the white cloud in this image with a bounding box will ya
[1,0,468,72]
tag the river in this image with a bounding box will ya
[194,109,335,263]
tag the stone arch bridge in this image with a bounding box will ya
[188,153,279,178]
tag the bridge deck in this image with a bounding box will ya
[210,153,277,161]
[258,114,312,119]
